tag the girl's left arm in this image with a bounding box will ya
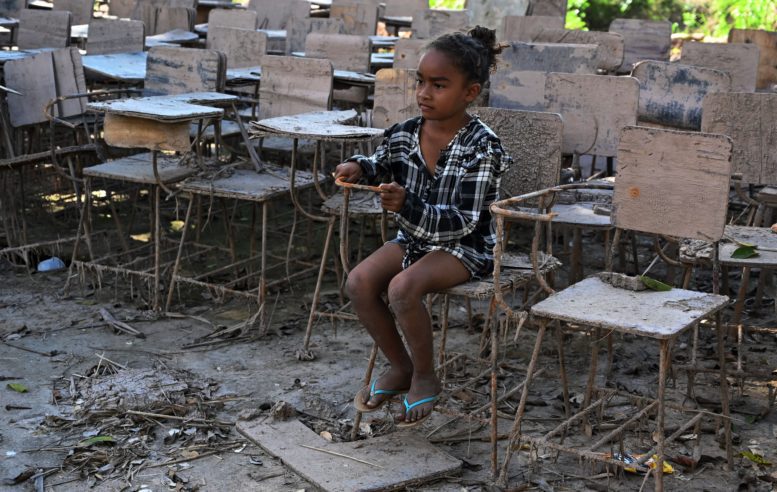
[395,148,507,243]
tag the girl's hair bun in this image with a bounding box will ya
[467,26,503,74]
[426,25,505,85]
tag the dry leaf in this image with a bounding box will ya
[319,431,333,441]
[181,450,199,459]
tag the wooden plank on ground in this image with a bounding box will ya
[258,55,333,119]
[681,42,760,92]
[5,50,57,127]
[530,28,625,72]
[631,60,731,130]
[545,73,639,157]
[87,18,145,55]
[236,418,462,492]
[613,125,732,241]
[491,42,598,111]
[608,18,671,72]
[103,113,191,151]
[474,107,562,196]
[411,8,470,39]
[728,28,777,90]
[501,14,563,42]
[702,92,777,186]
[373,68,417,129]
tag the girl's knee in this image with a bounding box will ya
[345,266,376,301]
[387,275,417,312]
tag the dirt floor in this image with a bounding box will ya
[1,229,777,491]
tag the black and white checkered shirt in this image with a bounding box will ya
[351,116,512,278]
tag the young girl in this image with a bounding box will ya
[335,26,511,427]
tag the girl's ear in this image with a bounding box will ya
[465,82,482,103]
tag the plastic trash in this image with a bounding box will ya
[37,257,65,272]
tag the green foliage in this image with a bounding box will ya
[430,0,465,8]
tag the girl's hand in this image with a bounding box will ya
[378,182,406,212]
[334,161,362,183]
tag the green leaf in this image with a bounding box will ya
[7,383,28,393]
[740,450,772,466]
[639,276,672,291]
[77,435,115,447]
[731,246,759,259]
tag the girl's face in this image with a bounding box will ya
[415,49,481,122]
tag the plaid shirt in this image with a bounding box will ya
[351,116,512,278]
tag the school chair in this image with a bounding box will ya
[493,125,733,490]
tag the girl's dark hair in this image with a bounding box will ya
[426,26,504,85]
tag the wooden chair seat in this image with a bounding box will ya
[82,152,196,184]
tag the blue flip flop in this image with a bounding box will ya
[396,394,439,428]
[353,380,410,413]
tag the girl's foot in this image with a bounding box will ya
[398,373,442,425]
[359,367,413,410]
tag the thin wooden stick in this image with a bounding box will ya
[334,177,386,194]
[299,444,383,468]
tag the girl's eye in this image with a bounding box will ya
[416,79,423,86]
[434,84,444,89]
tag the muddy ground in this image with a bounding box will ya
[1,228,777,492]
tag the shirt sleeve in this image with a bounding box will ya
[395,142,507,244]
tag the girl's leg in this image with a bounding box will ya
[346,242,412,408]
[387,250,471,423]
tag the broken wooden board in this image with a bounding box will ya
[411,8,470,39]
[103,113,191,151]
[531,276,729,339]
[631,60,731,130]
[18,9,71,49]
[89,97,223,122]
[474,106,562,197]
[82,51,147,83]
[373,68,417,129]
[207,26,267,68]
[491,42,598,111]
[181,166,323,202]
[87,18,145,55]
[681,42,760,93]
[719,225,777,268]
[531,28,624,72]
[501,14,564,42]
[258,55,333,119]
[608,18,671,72]
[728,28,777,90]
[83,153,195,184]
[208,7,256,29]
[545,73,639,157]
[251,112,383,140]
[392,38,425,70]
[701,92,777,186]
[237,418,462,492]
[145,46,225,95]
[5,50,57,127]
[305,32,371,73]
[330,0,378,36]
[613,126,732,241]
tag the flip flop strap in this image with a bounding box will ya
[369,379,403,397]
[403,395,438,412]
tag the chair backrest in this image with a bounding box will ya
[208,8,256,29]
[631,60,731,130]
[87,18,145,54]
[149,5,194,34]
[476,106,562,197]
[330,0,378,36]
[728,28,777,90]
[145,46,226,95]
[527,0,567,17]
[258,55,333,119]
[249,0,307,30]
[490,42,598,111]
[702,92,777,186]
[613,126,732,241]
[608,18,671,73]
[545,73,639,157]
[384,0,426,18]
[53,0,92,25]
[305,32,371,73]
[18,9,71,49]
[0,0,26,18]
[468,0,528,36]
[5,47,87,127]
[411,8,469,39]
[287,17,346,55]
[530,28,625,72]
[393,38,425,69]
[207,26,266,68]
[372,68,417,129]
[681,42,760,93]
[501,15,563,42]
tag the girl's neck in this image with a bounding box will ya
[423,112,472,137]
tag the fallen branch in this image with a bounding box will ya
[99,308,145,338]
[125,410,234,427]
[146,443,244,469]
[299,444,383,468]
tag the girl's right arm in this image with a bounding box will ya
[338,126,395,184]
